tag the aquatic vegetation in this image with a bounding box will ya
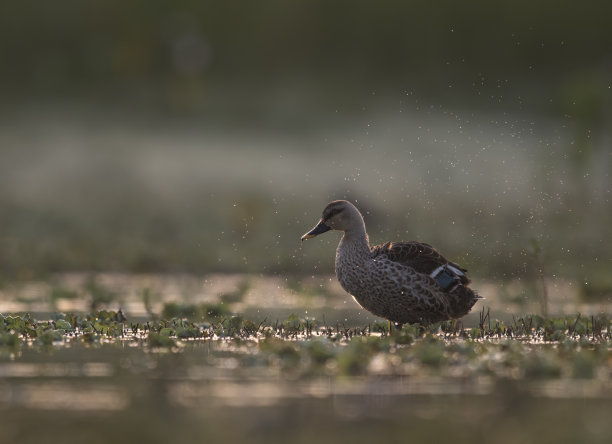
[0,310,609,384]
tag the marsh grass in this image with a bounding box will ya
[1,309,610,381]
[2,309,611,345]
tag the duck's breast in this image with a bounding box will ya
[337,254,403,309]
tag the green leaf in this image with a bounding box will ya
[54,320,72,330]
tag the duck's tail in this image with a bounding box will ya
[448,284,481,318]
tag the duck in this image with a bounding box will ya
[301,200,480,327]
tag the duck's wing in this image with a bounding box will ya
[372,241,470,284]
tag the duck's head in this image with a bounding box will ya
[301,200,364,240]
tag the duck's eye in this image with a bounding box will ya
[324,208,343,220]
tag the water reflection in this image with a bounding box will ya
[1,382,128,411]
[0,362,114,378]
[1,357,611,413]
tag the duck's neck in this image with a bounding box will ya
[338,226,371,257]
[335,227,371,289]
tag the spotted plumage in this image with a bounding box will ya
[301,200,480,326]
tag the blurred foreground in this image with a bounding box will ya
[0,304,611,444]
[2,354,610,444]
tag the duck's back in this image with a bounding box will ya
[372,241,470,285]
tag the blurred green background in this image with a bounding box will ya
[0,1,611,285]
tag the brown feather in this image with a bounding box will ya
[371,241,470,285]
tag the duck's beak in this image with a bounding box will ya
[301,219,331,240]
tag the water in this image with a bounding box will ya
[1,336,611,444]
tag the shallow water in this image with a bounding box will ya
[1,274,611,444]
[1,341,611,444]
